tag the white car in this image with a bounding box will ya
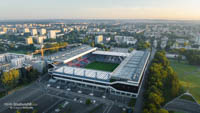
[78,90,82,94]
[56,86,60,89]
[89,93,94,96]
[62,101,69,108]
[67,88,71,91]
[102,96,106,99]
[47,84,50,87]
[79,100,83,103]
[55,108,60,112]
[122,108,126,111]
[92,100,96,104]
[73,98,77,101]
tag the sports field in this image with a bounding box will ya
[84,61,119,72]
[170,60,200,104]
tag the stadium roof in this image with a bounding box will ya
[92,51,130,57]
[53,66,111,81]
[111,50,150,83]
[46,45,97,63]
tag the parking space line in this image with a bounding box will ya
[43,99,62,113]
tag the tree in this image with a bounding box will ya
[148,92,164,106]
[153,51,169,67]
[85,99,91,105]
[143,50,181,113]
[1,69,20,88]
[16,110,21,113]
[158,109,169,113]
[90,42,95,47]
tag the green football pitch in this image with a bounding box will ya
[84,61,119,72]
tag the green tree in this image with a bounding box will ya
[90,42,95,47]
[158,109,169,113]
[1,69,20,88]
[148,92,164,106]
[85,99,91,105]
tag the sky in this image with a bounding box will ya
[0,0,200,20]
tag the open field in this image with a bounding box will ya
[84,61,119,72]
[170,60,200,104]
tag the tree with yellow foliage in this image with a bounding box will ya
[1,69,20,88]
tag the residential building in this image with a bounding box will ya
[95,35,103,44]
[48,30,56,39]
[39,28,46,35]
[24,28,30,33]
[26,37,33,45]
[31,29,37,36]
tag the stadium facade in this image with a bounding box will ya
[48,45,150,98]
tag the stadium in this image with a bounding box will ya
[48,45,150,98]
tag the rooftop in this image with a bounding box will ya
[53,66,111,81]
[92,51,130,57]
[111,50,150,83]
[46,45,97,63]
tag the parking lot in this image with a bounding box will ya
[46,79,132,105]
[0,76,132,113]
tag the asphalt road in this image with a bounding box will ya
[0,81,44,113]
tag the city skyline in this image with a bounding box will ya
[0,0,200,20]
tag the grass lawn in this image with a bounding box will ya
[84,61,119,72]
[179,95,196,102]
[170,60,200,104]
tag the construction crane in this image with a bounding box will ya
[29,44,68,59]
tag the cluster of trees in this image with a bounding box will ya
[94,44,110,51]
[179,49,200,65]
[9,44,36,53]
[143,51,182,113]
[137,40,151,50]
[0,68,40,97]
[0,34,25,42]
[18,68,40,85]
[1,69,20,88]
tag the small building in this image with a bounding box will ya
[95,35,103,44]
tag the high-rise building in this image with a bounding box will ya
[95,35,103,44]
[196,35,200,45]
[31,29,37,36]
[37,36,47,44]
[47,30,56,39]
[26,37,33,45]
[24,28,30,33]
[39,28,46,35]
[2,27,7,33]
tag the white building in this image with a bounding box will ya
[48,30,56,39]
[11,57,26,67]
[153,40,158,48]
[95,35,103,44]
[39,28,46,35]
[31,29,38,36]
[115,36,137,45]
[195,35,200,45]
[24,28,30,33]
[0,53,33,71]
[37,36,45,44]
